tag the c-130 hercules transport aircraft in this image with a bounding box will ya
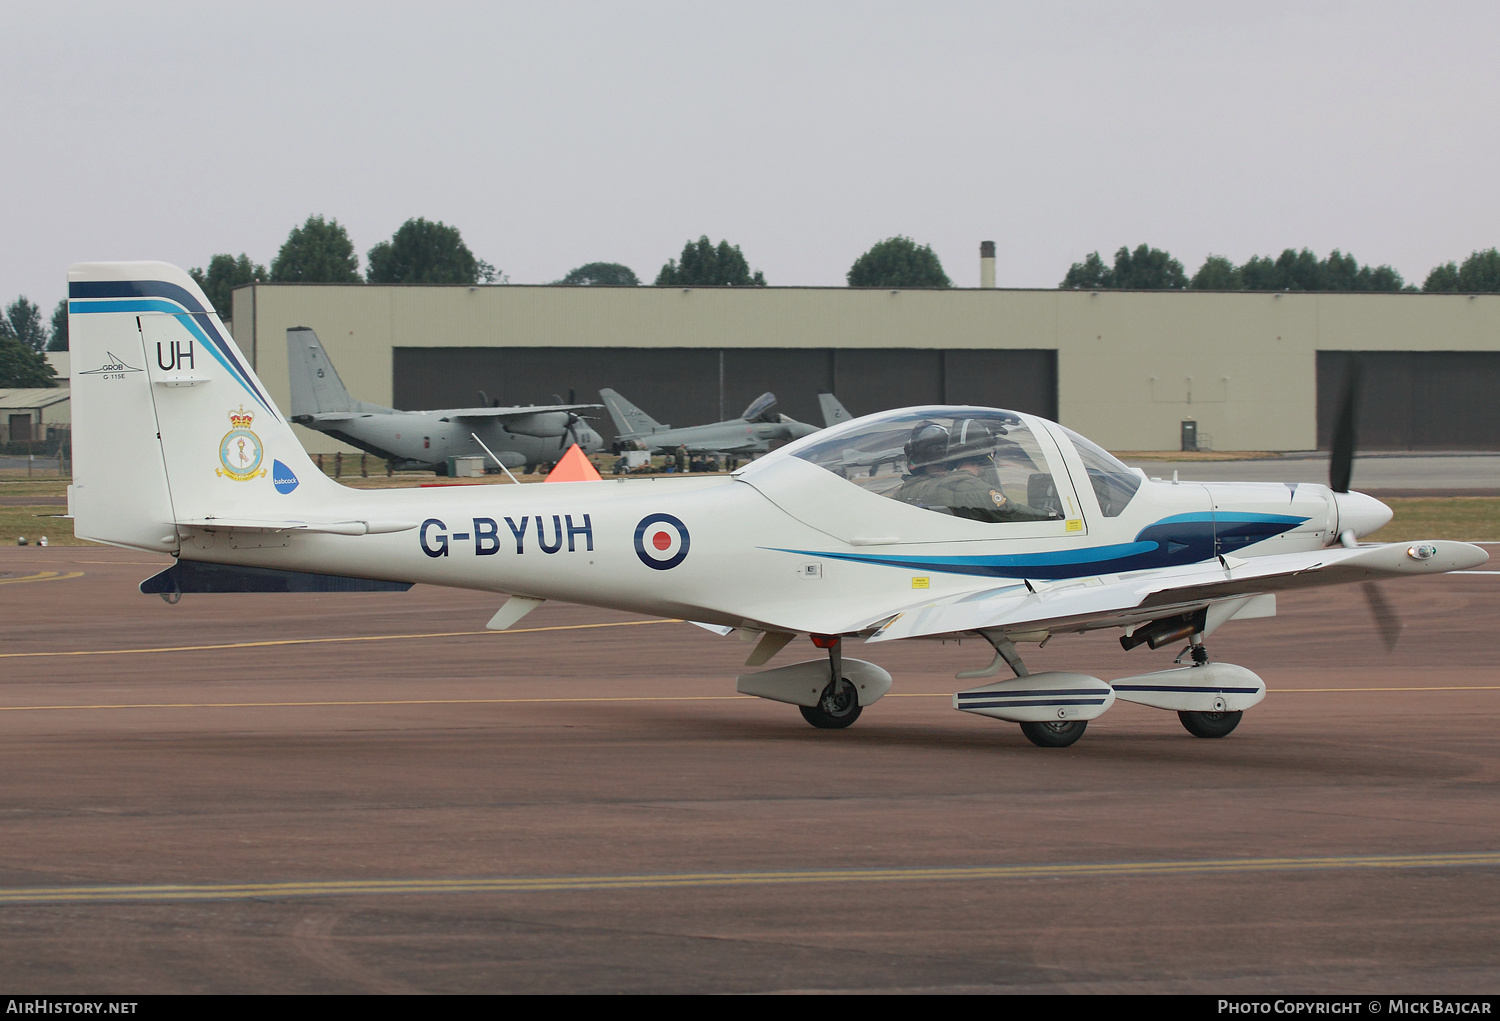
[68,263,1488,747]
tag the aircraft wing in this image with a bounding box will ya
[444,403,601,421]
[861,540,1487,642]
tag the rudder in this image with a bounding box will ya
[287,326,360,415]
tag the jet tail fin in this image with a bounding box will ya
[599,388,663,438]
[287,326,363,415]
[818,392,853,428]
[70,262,340,554]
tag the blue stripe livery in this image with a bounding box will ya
[69,281,273,415]
[769,512,1308,580]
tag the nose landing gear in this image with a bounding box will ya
[1019,719,1088,748]
[1174,636,1243,738]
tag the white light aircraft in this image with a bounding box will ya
[68,263,1488,747]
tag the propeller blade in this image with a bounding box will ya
[1329,360,1363,493]
[1362,581,1404,652]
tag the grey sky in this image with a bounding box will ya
[5,1,1497,314]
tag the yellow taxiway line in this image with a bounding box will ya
[1,852,1496,905]
[0,570,84,585]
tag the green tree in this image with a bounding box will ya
[189,253,267,319]
[1424,249,1500,293]
[1451,247,1500,292]
[0,333,57,387]
[2,297,49,353]
[557,262,640,286]
[846,236,951,288]
[1060,251,1111,289]
[1190,255,1243,290]
[366,218,497,285]
[1240,248,1406,292]
[1424,262,1461,292]
[1242,249,1317,290]
[271,215,362,283]
[1061,245,1186,289]
[47,299,68,352]
[1110,244,1187,289]
[655,237,766,286]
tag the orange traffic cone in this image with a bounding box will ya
[544,443,603,483]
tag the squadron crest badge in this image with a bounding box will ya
[216,405,267,480]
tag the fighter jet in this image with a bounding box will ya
[601,388,849,456]
[287,327,602,474]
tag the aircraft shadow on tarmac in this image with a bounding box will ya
[603,700,1469,782]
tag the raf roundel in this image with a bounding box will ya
[634,513,690,570]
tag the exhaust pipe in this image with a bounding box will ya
[1120,609,1207,652]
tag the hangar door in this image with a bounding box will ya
[394,347,1057,445]
[1317,351,1500,450]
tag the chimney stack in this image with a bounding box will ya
[980,240,996,288]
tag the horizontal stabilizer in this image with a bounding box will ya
[140,561,412,594]
[295,413,367,424]
[175,517,417,535]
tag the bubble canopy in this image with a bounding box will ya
[773,407,1069,524]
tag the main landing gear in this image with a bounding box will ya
[1018,720,1088,748]
[950,628,1266,746]
[801,635,862,729]
[1173,639,1243,739]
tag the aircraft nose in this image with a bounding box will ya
[1334,490,1393,539]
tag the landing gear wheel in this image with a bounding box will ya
[799,678,862,729]
[1178,710,1243,738]
[1019,720,1087,748]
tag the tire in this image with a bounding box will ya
[799,678,862,729]
[1178,710,1243,738]
[1019,720,1088,748]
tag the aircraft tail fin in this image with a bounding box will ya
[69,262,340,553]
[599,388,663,438]
[287,326,362,415]
[818,392,853,428]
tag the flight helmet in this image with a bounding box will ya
[904,421,950,470]
[944,418,997,465]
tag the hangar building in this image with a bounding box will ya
[228,280,1500,456]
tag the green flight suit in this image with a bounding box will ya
[895,470,1053,523]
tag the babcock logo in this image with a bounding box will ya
[634,513,690,570]
[272,460,299,494]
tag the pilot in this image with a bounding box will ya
[894,422,952,505]
[899,419,1056,523]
